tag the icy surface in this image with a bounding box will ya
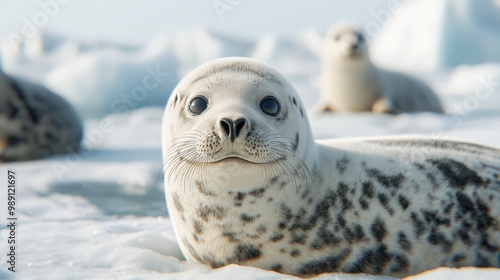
[1,0,500,279]
[1,31,255,119]
[1,61,499,279]
[371,0,500,72]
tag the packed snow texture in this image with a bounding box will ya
[1,0,500,279]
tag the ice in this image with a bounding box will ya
[43,36,178,119]
[371,0,500,72]
[1,30,254,119]
[1,0,500,279]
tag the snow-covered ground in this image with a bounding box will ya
[1,0,500,279]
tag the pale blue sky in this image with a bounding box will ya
[0,0,393,44]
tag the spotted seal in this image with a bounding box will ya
[318,24,444,114]
[162,57,500,277]
[0,71,82,162]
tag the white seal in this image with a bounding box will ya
[0,72,82,162]
[162,57,500,277]
[318,24,444,114]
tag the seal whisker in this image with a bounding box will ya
[212,62,220,82]
[271,149,311,195]
[161,57,500,278]
[201,79,210,89]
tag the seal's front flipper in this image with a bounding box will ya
[371,99,398,114]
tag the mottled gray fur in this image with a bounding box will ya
[0,72,82,162]
[162,58,500,278]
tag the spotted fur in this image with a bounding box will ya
[0,72,82,162]
[162,58,500,278]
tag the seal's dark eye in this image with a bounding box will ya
[260,96,280,116]
[188,96,208,115]
[356,32,365,44]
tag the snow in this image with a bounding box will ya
[371,0,500,72]
[403,267,500,280]
[1,30,254,119]
[1,0,500,279]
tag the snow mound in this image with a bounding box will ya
[251,31,320,77]
[1,30,255,119]
[444,63,500,95]
[1,17,500,279]
[403,267,500,280]
[44,36,178,119]
[170,29,255,77]
[1,32,140,82]
[371,0,500,72]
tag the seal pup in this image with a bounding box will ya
[318,24,444,114]
[162,57,499,277]
[0,72,82,162]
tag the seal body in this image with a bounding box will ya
[319,24,444,114]
[162,57,500,277]
[0,72,82,162]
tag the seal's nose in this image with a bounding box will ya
[350,32,365,50]
[220,118,246,142]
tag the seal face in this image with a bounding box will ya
[162,57,500,277]
[319,24,444,114]
[0,72,82,162]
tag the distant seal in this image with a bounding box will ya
[162,57,500,277]
[318,24,444,114]
[0,72,82,162]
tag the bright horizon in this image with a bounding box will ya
[0,0,394,45]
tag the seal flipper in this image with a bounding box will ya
[371,98,398,114]
[0,138,7,162]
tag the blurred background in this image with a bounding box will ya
[1,1,500,278]
[0,0,396,119]
[1,0,500,119]
[0,0,391,43]
[2,0,498,120]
